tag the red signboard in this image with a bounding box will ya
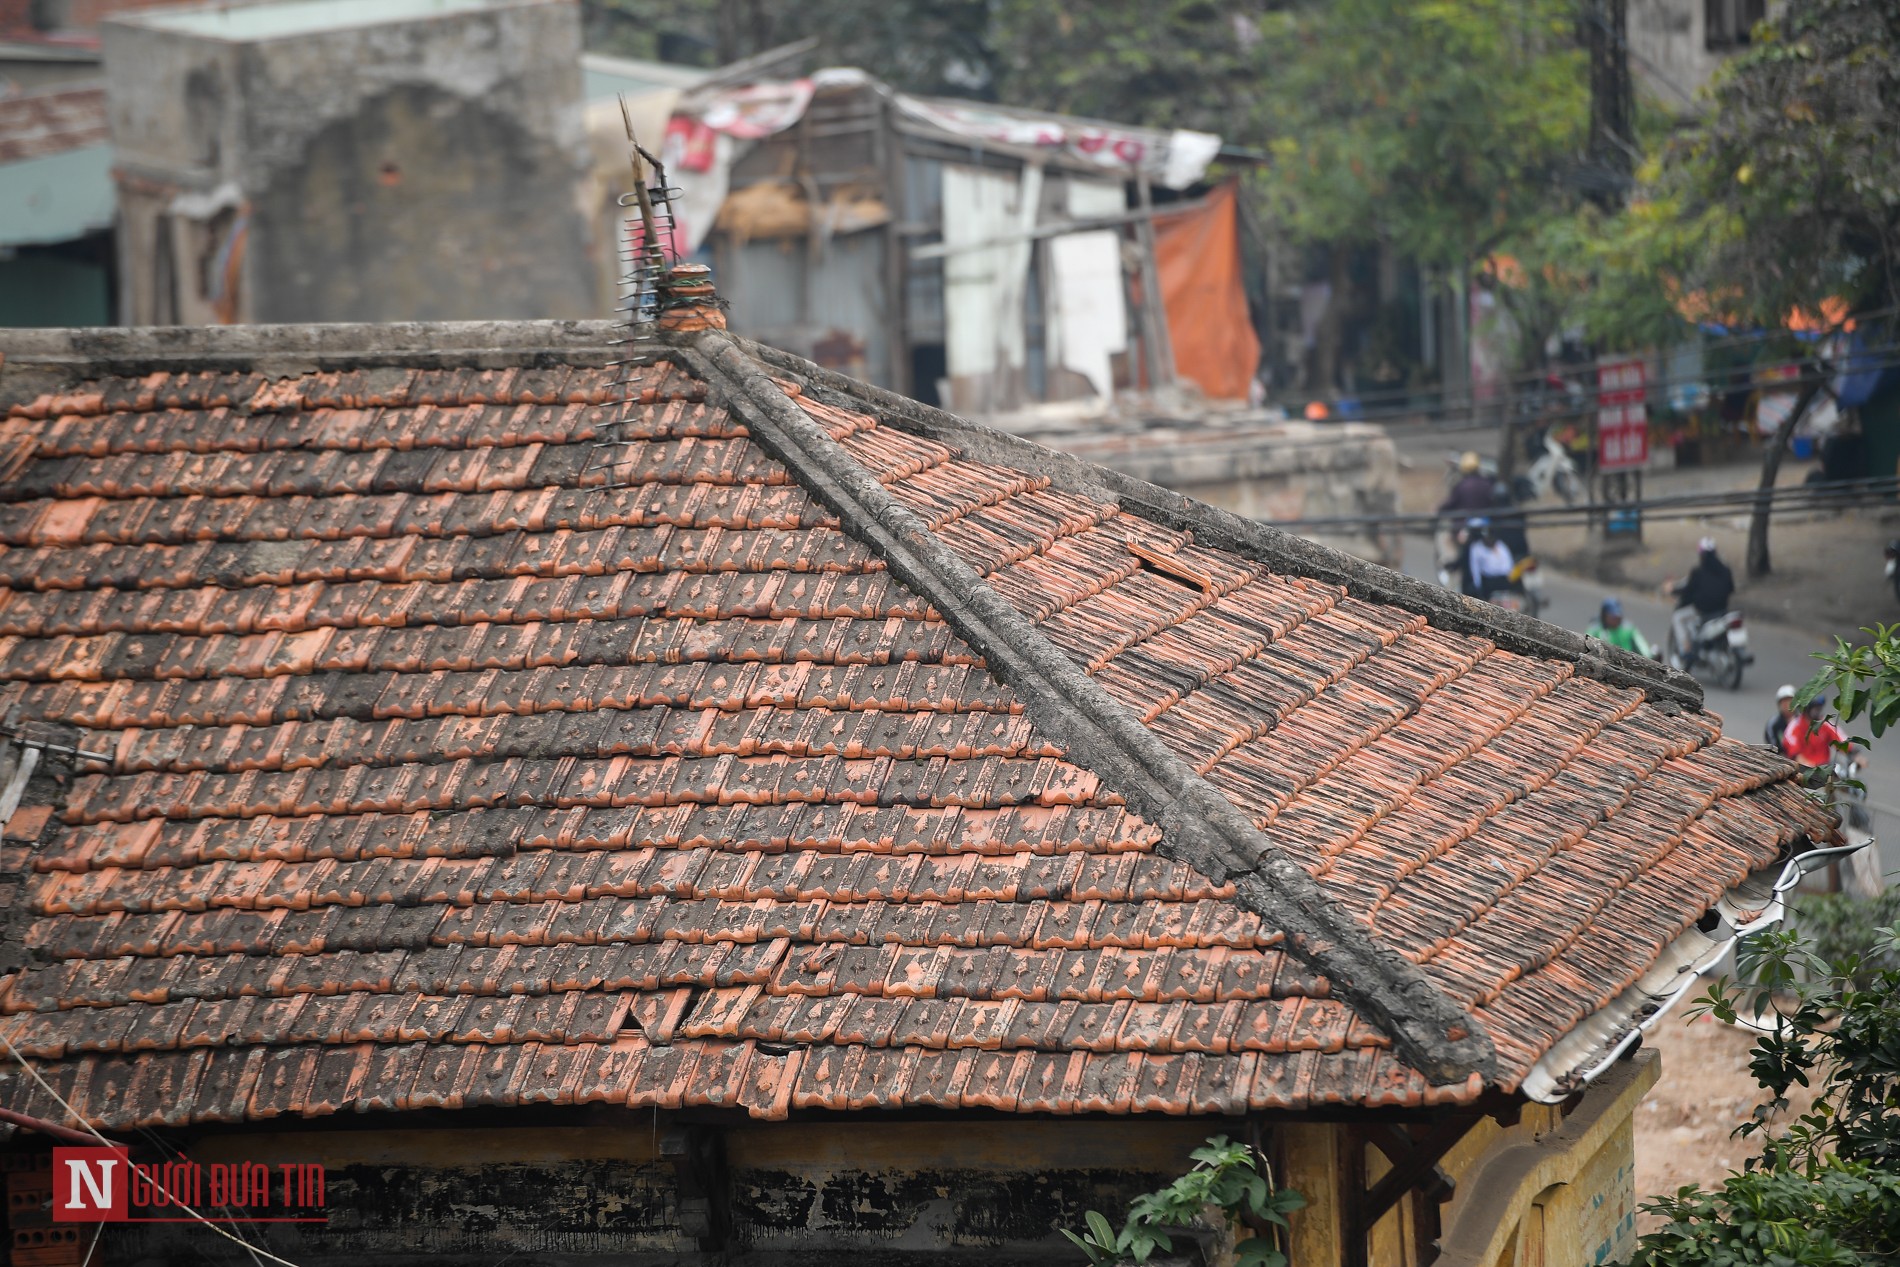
[1597,359,1648,471]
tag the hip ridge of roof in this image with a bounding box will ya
[682,330,1498,1089]
[728,333,1702,714]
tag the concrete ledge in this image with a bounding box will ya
[0,320,625,377]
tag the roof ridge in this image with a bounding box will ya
[726,334,1702,713]
[682,331,1497,1087]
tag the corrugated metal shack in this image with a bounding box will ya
[659,68,1233,411]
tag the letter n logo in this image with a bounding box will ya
[53,1147,129,1221]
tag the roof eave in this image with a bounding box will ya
[1518,834,1873,1103]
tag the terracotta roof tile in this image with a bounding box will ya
[0,335,1834,1128]
[0,85,108,165]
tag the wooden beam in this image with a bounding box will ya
[1342,1125,1370,1267]
[685,36,819,95]
[660,1123,732,1252]
[1281,1123,1345,1267]
[1133,172,1175,390]
[1364,1117,1473,1226]
[878,94,911,395]
[907,198,1208,262]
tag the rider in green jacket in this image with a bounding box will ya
[1586,597,1657,660]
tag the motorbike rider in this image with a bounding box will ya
[1782,695,1855,771]
[1586,597,1656,659]
[1439,453,1497,515]
[1436,454,1498,579]
[1765,684,1798,750]
[1461,518,1517,601]
[1667,537,1735,670]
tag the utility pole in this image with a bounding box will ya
[1577,0,1638,545]
[1582,0,1634,204]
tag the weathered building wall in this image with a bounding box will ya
[1437,1050,1655,1267]
[102,0,599,326]
[719,232,892,393]
[1627,0,1772,110]
[71,1118,1225,1267]
[1277,1052,1657,1267]
[1029,419,1403,567]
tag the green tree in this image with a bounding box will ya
[1625,626,1900,1264]
[991,0,1589,275]
[581,0,997,97]
[1063,1135,1304,1267]
[1628,925,1900,1266]
[1246,0,1587,285]
[995,0,1590,397]
[1561,0,1900,576]
[987,0,1269,137]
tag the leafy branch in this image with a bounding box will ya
[1628,917,1900,1265]
[1062,1135,1304,1267]
[1796,622,1900,739]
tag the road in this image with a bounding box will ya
[1396,538,1899,882]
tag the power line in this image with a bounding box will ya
[1284,305,1900,426]
[0,1034,309,1267]
[1347,340,1900,433]
[1272,475,1900,534]
[1345,332,1895,425]
[1582,1,1705,113]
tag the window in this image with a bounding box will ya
[1706,0,1768,50]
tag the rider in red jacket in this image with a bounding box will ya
[1781,697,1848,769]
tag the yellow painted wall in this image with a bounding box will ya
[1437,1051,1658,1267]
[1280,1052,1657,1267]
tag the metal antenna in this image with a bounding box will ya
[594,98,686,488]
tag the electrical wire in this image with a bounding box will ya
[1331,343,1900,437]
[0,1033,309,1267]
[1581,2,1706,112]
[1270,476,1900,533]
[1274,307,1900,428]
[1345,338,1900,429]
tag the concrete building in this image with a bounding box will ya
[101,0,600,325]
[1627,0,1769,110]
[0,82,113,326]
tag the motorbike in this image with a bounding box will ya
[1667,609,1752,690]
[1796,752,1885,899]
[1435,512,1543,619]
[1511,428,1583,506]
[1886,539,1898,602]
[1486,558,1547,619]
[1830,751,1871,834]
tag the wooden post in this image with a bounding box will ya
[796,102,817,328]
[878,95,912,396]
[1281,1122,1345,1267]
[1133,173,1175,391]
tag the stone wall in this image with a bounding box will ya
[1026,419,1402,567]
[44,1118,1226,1267]
[101,0,599,326]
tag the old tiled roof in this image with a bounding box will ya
[0,322,1834,1131]
[0,84,107,164]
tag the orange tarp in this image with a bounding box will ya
[1153,180,1258,401]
